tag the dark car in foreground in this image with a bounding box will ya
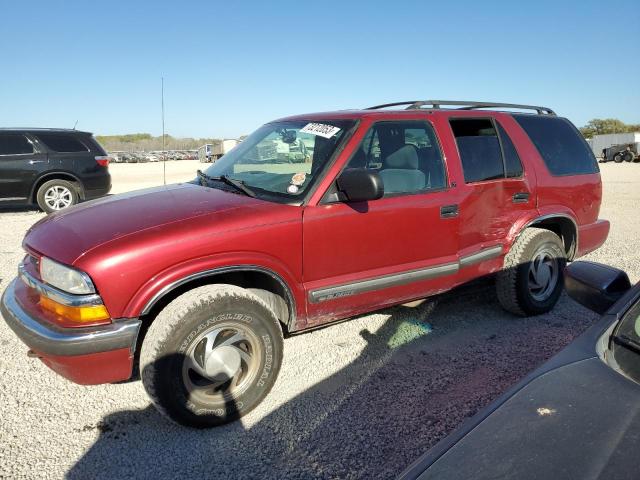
[0,128,111,212]
[400,260,640,480]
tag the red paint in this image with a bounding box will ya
[36,348,133,385]
[17,108,609,384]
[577,219,610,257]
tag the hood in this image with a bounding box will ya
[24,183,267,265]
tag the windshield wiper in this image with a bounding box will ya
[196,170,256,198]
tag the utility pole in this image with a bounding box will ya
[162,76,166,185]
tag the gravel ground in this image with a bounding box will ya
[0,163,638,479]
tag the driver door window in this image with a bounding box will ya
[345,121,447,196]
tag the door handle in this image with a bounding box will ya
[440,204,459,218]
[512,192,530,203]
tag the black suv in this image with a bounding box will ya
[0,128,111,213]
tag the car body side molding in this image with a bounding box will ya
[309,245,503,303]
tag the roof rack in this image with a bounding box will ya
[366,100,556,115]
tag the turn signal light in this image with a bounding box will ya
[39,296,111,326]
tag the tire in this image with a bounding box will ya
[36,179,79,213]
[140,284,284,428]
[614,153,624,163]
[622,151,634,162]
[496,228,566,316]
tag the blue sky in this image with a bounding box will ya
[1,0,638,138]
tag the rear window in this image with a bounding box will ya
[36,133,89,153]
[513,115,598,176]
[0,134,34,155]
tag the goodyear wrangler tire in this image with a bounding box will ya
[496,228,566,317]
[140,284,283,428]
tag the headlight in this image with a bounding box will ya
[40,257,96,294]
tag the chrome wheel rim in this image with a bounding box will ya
[182,322,261,404]
[44,186,73,210]
[528,248,559,301]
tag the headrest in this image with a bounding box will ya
[385,145,419,169]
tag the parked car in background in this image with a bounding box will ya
[0,128,111,213]
[400,260,640,480]
[1,100,609,428]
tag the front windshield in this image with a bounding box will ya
[203,119,356,200]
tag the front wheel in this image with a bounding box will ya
[140,284,284,428]
[496,228,566,316]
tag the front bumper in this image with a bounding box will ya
[1,278,141,384]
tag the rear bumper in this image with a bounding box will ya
[83,184,111,200]
[0,278,140,384]
[577,219,610,258]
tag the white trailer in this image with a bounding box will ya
[198,139,240,163]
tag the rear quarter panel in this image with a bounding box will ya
[501,115,602,226]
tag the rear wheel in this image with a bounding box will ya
[36,179,79,213]
[497,228,566,316]
[622,151,634,162]
[140,284,284,428]
[614,152,624,163]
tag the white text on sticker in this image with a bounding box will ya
[300,123,341,139]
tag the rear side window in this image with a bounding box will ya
[36,134,89,153]
[513,115,598,176]
[450,119,504,183]
[496,122,523,178]
[83,135,107,155]
[0,134,34,155]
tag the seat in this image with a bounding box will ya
[379,145,426,194]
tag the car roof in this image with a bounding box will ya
[272,108,551,123]
[272,100,556,123]
[0,128,93,135]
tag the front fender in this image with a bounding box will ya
[122,252,304,322]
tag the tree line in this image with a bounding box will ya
[579,119,640,138]
[95,133,228,152]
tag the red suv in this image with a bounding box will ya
[1,100,609,427]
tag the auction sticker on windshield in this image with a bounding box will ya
[300,123,341,138]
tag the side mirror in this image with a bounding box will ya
[336,168,384,203]
[564,261,631,314]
